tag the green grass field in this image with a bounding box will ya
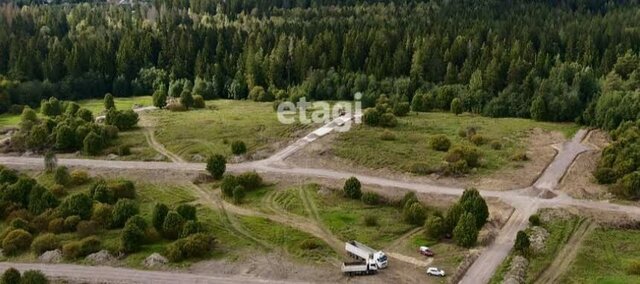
[149,100,313,161]
[333,112,579,174]
[408,234,469,278]
[560,228,640,283]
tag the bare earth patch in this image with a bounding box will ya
[285,127,566,191]
[558,130,610,199]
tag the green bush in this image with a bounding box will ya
[453,212,477,248]
[120,218,146,253]
[152,203,169,231]
[70,170,90,185]
[181,220,204,238]
[76,221,98,237]
[424,215,444,240]
[193,95,205,109]
[380,130,396,141]
[176,204,197,221]
[231,140,247,155]
[206,154,226,179]
[594,167,618,184]
[510,151,529,161]
[409,162,435,175]
[117,145,131,156]
[9,218,29,231]
[165,233,214,262]
[63,215,81,232]
[108,180,136,200]
[361,192,381,205]
[627,260,640,275]
[91,203,113,228]
[1,268,21,284]
[514,230,530,256]
[490,140,503,150]
[111,199,139,228]
[47,218,64,234]
[53,166,70,186]
[62,236,101,259]
[529,214,541,226]
[236,172,263,190]
[299,239,322,250]
[220,175,238,198]
[403,202,426,226]
[58,193,93,219]
[430,134,451,151]
[470,134,486,145]
[2,229,33,255]
[21,270,48,284]
[232,185,245,204]
[445,144,482,168]
[343,177,362,199]
[443,160,469,176]
[363,214,378,227]
[162,211,185,240]
[31,233,59,254]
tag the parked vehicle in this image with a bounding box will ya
[418,246,434,257]
[426,267,445,277]
[341,260,378,276]
[345,241,388,268]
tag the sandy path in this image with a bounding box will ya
[533,221,595,284]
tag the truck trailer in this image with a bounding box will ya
[345,241,388,269]
[341,260,378,276]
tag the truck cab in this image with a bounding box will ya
[373,251,388,268]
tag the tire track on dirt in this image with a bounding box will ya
[384,228,433,267]
[533,220,595,284]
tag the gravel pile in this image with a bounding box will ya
[529,226,549,253]
[85,250,116,264]
[143,253,168,268]
[502,255,528,284]
[39,249,62,263]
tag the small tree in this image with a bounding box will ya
[220,175,238,198]
[152,203,169,231]
[424,215,445,240]
[460,188,489,229]
[514,230,530,256]
[453,212,478,248]
[104,93,115,110]
[450,98,463,115]
[152,86,168,109]
[43,151,57,173]
[111,199,139,228]
[444,203,463,235]
[231,141,247,155]
[1,268,21,284]
[162,211,185,240]
[83,131,102,155]
[343,177,362,199]
[206,154,226,179]
[180,89,194,109]
[403,202,427,226]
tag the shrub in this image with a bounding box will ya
[193,95,205,109]
[91,182,113,204]
[20,270,48,284]
[117,145,131,156]
[363,214,378,227]
[166,102,186,112]
[91,203,113,228]
[424,215,445,240]
[403,202,427,226]
[220,175,238,198]
[181,220,204,238]
[627,260,640,275]
[430,134,451,151]
[459,188,489,229]
[231,140,247,155]
[105,109,139,131]
[1,268,21,284]
[299,239,322,250]
[490,140,503,150]
[111,199,139,228]
[10,218,30,231]
[236,172,263,190]
[470,134,486,146]
[162,211,185,240]
[176,204,197,221]
[380,112,398,127]
[363,108,381,126]
[165,233,214,262]
[445,144,482,168]
[109,180,136,200]
[104,93,115,110]
[529,214,541,226]
[152,203,169,231]
[63,236,101,259]
[120,219,146,253]
[76,221,98,237]
[47,218,65,234]
[53,166,70,186]
[594,167,618,184]
[232,185,245,204]
[443,160,469,176]
[206,155,226,179]
[31,233,59,254]
[614,172,640,199]
[58,193,93,219]
[453,212,478,248]
[510,151,529,161]
[49,184,65,198]
[514,230,530,256]
[458,128,467,138]
[409,162,435,175]
[83,131,102,155]
[343,177,362,199]
[380,130,396,141]
[361,192,381,205]
[63,215,81,232]
[70,170,90,185]
[401,191,419,208]
[2,229,33,255]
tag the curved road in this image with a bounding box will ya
[0,114,637,284]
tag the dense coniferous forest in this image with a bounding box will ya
[0,0,639,124]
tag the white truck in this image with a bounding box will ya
[345,241,388,269]
[341,260,378,276]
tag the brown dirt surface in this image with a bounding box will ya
[285,128,566,191]
[558,130,611,199]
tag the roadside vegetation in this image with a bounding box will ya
[335,111,578,175]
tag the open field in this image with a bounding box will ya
[148,100,314,161]
[559,228,640,283]
[333,112,579,175]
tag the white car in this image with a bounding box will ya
[426,267,445,277]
